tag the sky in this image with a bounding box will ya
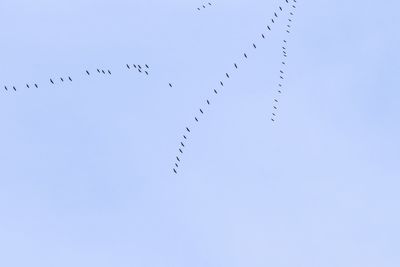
[0,0,399,266]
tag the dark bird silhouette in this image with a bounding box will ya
[86,70,90,75]
[244,53,248,58]
[226,73,230,78]
[13,86,16,91]
[287,25,291,28]
[97,69,100,73]
[234,63,238,69]
[145,71,148,75]
[207,100,210,105]
[108,70,111,74]
[280,70,284,73]
[279,6,283,11]
[282,46,286,50]
[126,64,130,69]
[197,7,200,10]
[214,89,218,94]
[282,62,286,65]
[279,84,282,87]
[278,90,282,93]
[283,39,287,43]
[262,34,265,39]
[4,86,8,91]
[274,12,278,17]
[60,78,64,82]
[272,113,276,116]
[280,76,284,79]
[179,149,183,154]
[220,81,224,86]
[203,5,205,8]
[288,19,292,22]
[253,43,257,49]
[176,156,181,162]
[272,19,275,23]
[50,79,54,84]
[195,117,198,122]
[208,2,211,5]
[271,118,275,122]
[169,83,173,87]
[181,142,185,147]
[145,64,149,68]
[68,77,72,81]
[186,127,191,132]
[133,64,137,68]
[183,135,187,139]
[175,163,179,168]
[286,30,290,33]
[200,109,204,114]
[102,70,106,74]
[274,99,278,103]
[26,84,30,88]
[290,12,294,15]
[35,84,38,88]
[273,106,277,109]
[173,169,177,174]
[138,65,142,69]
[267,25,271,30]
[138,69,142,73]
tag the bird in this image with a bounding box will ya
[274,99,278,103]
[287,25,291,28]
[220,81,224,86]
[145,64,149,68]
[173,169,177,174]
[197,7,200,10]
[26,84,30,88]
[283,39,287,43]
[262,34,265,39]
[102,70,106,74]
[97,69,100,73]
[267,25,271,30]
[176,156,181,162]
[272,113,276,116]
[288,19,292,22]
[273,106,277,109]
[278,90,282,93]
[203,5,205,8]
[200,109,204,114]
[4,86,8,91]
[34,84,38,88]
[169,83,173,87]
[86,70,90,75]
[279,6,283,11]
[272,19,275,23]
[274,12,278,17]
[60,77,64,82]
[68,76,72,81]
[207,100,210,105]
[214,89,218,94]
[179,149,183,154]
[282,46,286,50]
[50,79,54,84]
[108,70,111,74]
[290,12,294,15]
[138,69,142,73]
[286,30,290,33]
[271,118,275,122]
[181,142,185,147]
[280,70,284,74]
[186,127,191,132]
[280,76,284,79]
[226,73,230,78]
[282,62,286,65]
[138,65,142,69]
[244,53,248,58]
[175,163,179,168]
[208,2,212,5]
[126,64,130,69]
[183,135,187,140]
[279,84,282,87]
[195,117,198,122]
[234,63,238,69]
[133,64,137,68]
[145,71,149,75]
[253,43,257,49]
[13,86,16,91]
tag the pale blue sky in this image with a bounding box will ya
[0,0,399,266]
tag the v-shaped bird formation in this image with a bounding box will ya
[173,0,299,174]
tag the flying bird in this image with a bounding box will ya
[273,106,277,109]
[253,43,257,49]
[86,70,90,75]
[175,163,179,168]
[169,83,173,87]
[271,118,275,122]
[274,99,278,103]
[145,64,149,68]
[279,6,283,11]
[138,65,142,69]
[186,127,191,132]
[108,70,111,74]
[179,149,183,154]
[183,135,187,139]
[272,19,275,23]
[214,89,218,94]
[207,100,210,105]
[181,142,185,147]
[102,70,106,74]
[200,109,204,114]
[138,69,142,73]
[173,169,177,174]
[234,63,238,68]
[226,73,230,78]
[145,71,148,75]
[176,156,181,162]
[274,12,278,17]
[26,84,30,88]
[97,69,100,73]
[4,86,7,91]
[68,77,72,81]
[220,81,224,86]
[262,34,265,39]
[133,64,137,68]
[267,26,271,30]
[244,53,248,58]
[60,78,64,82]
[195,117,198,122]
[126,64,130,69]
[13,86,16,91]
[50,79,54,84]
[34,84,38,88]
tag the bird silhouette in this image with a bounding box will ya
[60,78,64,82]
[173,169,177,174]
[4,86,8,91]
[244,53,248,58]
[68,77,72,81]
[108,70,111,74]
[253,43,257,49]
[13,86,16,91]
[267,26,271,30]
[234,63,238,69]
[200,109,204,114]
[226,73,230,78]
[181,142,185,147]
[169,83,173,87]
[262,34,265,39]
[126,64,130,69]
[26,84,30,88]
[207,100,210,105]
[186,127,191,132]
[86,70,90,75]
[145,64,149,68]
[214,89,218,94]
[102,70,106,74]
[34,84,38,88]
[50,79,54,84]
[220,81,224,86]
[176,156,181,162]
[195,117,198,122]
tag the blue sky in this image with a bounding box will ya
[0,0,399,266]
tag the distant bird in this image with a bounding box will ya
[226,73,230,78]
[287,25,291,28]
[280,76,284,79]
[186,127,191,132]
[102,70,106,74]
[26,84,30,88]
[97,69,100,73]
[272,19,275,23]
[278,90,282,93]
[60,78,64,82]
[176,156,181,162]
[274,99,278,103]
[126,64,130,69]
[145,64,149,68]
[273,106,277,109]
[175,163,179,168]
[138,69,142,73]
[4,86,7,91]
[173,169,177,174]
[34,84,38,88]
[272,113,276,116]
[203,5,205,8]
[283,39,287,43]
[13,86,16,91]
[197,7,200,10]
[179,149,183,154]
[288,19,292,22]
[214,89,218,94]
[267,25,271,30]
[200,109,204,114]
[108,70,111,74]
[207,100,210,105]
[208,2,212,5]
[50,79,54,84]
[280,70,284,73]
[68,76,72,81]
[183,135,187,139]
[138,65,142,69]
[244,53,248,58]
[282,46,286,50]
[290,12,294,15]
[181,142,185,147]
[282,62,286,65]
[145,71,149,75]
[195,117,198,122]
[274,12,278,17]
[279,84,282,87]
[220,81,224,86]
[279,6,283,11]
[253,43,257,49]
[169,83,173,87]
[234,63,238,69]
[271,118,275,122]
[133,64,137,68]
[262,34,265,39]
[286,30,290,33]
[86,70,90,75]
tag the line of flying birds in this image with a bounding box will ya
[197,2,212,11]
[3,63,156,92]
[173,0,298,174]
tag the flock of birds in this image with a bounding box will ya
[173,0,299,174]
[3,63,153,92]
[0,0,299,176]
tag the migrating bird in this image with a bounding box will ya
[133,64,137,68]
[197,7,200,10]
[279,84,282,87]
[253,43,257,49]
[138,69,142,73]
[200,109,204,114]
[183,135,187,140]
[274,99,278,103]
[97,69,100,73]
[13,86,16,91]
[179,149,183,154]
[207,100,210,105]
[186,127,191,133]
[108,70,111,75]
[26,84,30,88]
[280,76,284,79]
[244,53,248,58]
[220,81,224,86]
[278,90,282,93]
[262,34,265,39]
[280,70,284,74]
[138,65,142,69]
[173,169,177,174]
[181,142,185,147]
[214,89,218,94]
[60,77,64,82]
[145,71,148,75]
[271,118,275,122]
[272,19,275,23]
[4,86,8,91]
[274,12,278,17]
[279,6,283,11]
[34,84,38,88]
[86,70,90,75]
[126,64,130,69]
[234,63,238,69]
[102,70,106,74]
[282,62,286,65]
[267,25,271,30]
[68,77,72,81]
[195,117,198,122]
[169,83,173,87]
[175,163,179,168]
[176,156,181,162]
[145,64,149,68]
[50,79,54,84]
[273,106,277,109]
[272,113,276,116]
[226,73,230,78]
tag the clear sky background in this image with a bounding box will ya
[0,0,399,266]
